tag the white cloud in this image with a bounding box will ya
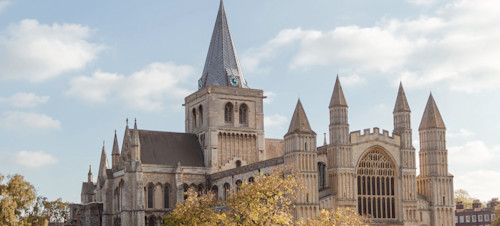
[11,150,58,168]
[67,62,194,111]
[455,170,500,201]
[1,111,61,130]
[447,128,474,138]
[406,0,440,6]
[263,91,276,104]
[0,92,49,108]
[247,0,500,93]
[264,114,288,128]
[0,19,104,81]
[0,0,12,12]
[449,140,500,166]
[340,73,366,86]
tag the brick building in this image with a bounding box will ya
[455,198,498,225]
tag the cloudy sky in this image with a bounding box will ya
[0,0,499,203]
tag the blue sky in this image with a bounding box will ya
[0,0,499,203]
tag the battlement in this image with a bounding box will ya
[350,127,400,146]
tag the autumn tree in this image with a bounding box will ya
[298,208,368,226]
[164,170,365,226]
[0,173,37,226]
[492,205,500,226]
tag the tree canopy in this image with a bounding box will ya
[163,170,366,226]
[0,173,70,226]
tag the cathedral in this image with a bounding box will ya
[80,1,454,225]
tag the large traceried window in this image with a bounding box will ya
[224,103,233,123]
[239,104,248,125]
[357,149,396,219]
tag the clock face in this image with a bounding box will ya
[198,79,203,89]
[230,76,240,86]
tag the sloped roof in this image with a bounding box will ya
[139,130,204,167]
[394,82,411,113]
[419,94,446,130]
[329,76,347,107]
[286,99,315,136]
[199,0,248,88]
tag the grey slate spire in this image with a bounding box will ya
[286,99,315,136]
[329,76,348,107]
[419,93,446,130]
[394,82,411,113]
[112,130,120,168]
[199,0,248,89]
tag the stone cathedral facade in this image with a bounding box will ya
[80,1,454,225]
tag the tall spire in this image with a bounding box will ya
[286,99,315,136]
[112,130,120,156]
[199,0,248,89]
[419,93,446,130]
[329,76,347,108]
[394,82,411,113]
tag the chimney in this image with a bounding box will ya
[456,201,464,210]
[472,199,481,209]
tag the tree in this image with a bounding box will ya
[492,205,500,226]
[0,173,37,226]
[299,208,368,226]
[164,170,366,225]
[455,189,474,209]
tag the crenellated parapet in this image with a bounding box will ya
[350,127,400,146]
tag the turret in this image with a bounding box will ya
[329,76,349,145]
[131,119,141,162]
[88,165,93,183]
[284,99,319,220]
[417,93,454,226]
[393,82,418,223]
[112,130,120,168]
[393,82,412,148]
[418,93,447,176]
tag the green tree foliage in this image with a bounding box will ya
[164,170,365,226]
[0,173,37,225]
[454,189,484,209]
[0,173,69,226]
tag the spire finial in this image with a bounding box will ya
[419,93,446,130]
[329,75,348,108]
[394,81,410,113]
[126,118,129,126]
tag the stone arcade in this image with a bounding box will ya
[80,1,454,225]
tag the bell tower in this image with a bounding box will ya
[184,0,264,172]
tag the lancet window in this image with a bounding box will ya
[147,185,154,209]
[318,162,326,190]
[239,104,247,125]
[357,148,396,219]
[224,103,233,123]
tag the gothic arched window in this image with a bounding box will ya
[236,180,242,191]
[223,183,230,200]
[148,217,155,226]
[192,108,197,128]
[147,185,154,209]
[239,104,248,125]
[198,105,203,127]
[224,103,233,123]
[211,185,219,200]
[164,185,170,209]
[318,162,326,190]
[357,148,396,219]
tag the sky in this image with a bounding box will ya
[0,0,499,203]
